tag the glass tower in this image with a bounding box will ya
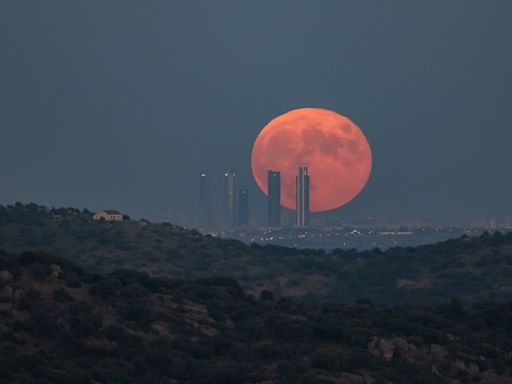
[296,166,310,227]
[238,188,249,227]
[199,172,211,230]
[224,170,236,227]
[267,170,281,227]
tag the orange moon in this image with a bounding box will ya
[251,108,372,212]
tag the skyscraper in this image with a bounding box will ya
[238,188,249,227]
[199,172,211,230]
[296,166,310,227]
[267,170,281,227]
[224,170,236,227]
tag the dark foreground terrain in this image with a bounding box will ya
[1,250,512,384]
[2,204,512,305]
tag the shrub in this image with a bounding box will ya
[53,287,74,303]
[17,288,42,311]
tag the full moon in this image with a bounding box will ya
[251,108,372,212]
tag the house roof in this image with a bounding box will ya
[99,210,122,215]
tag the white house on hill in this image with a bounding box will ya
[93,210,124,222]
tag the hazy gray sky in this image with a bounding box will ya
[1,1,511,224]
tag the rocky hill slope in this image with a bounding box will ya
[1,250,511,384]
[2,203,512,304]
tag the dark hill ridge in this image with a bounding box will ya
[1,250,511,384]
[1,203,512,304]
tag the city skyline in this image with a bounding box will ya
[197,167,508,231]
[200,167,312,230]
[201,169,272,229]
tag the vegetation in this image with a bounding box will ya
[1,250,511,383]
[2,203,512,304]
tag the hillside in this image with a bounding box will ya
[1,250,511,383]
[1,203,512,304]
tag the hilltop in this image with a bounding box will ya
[1,203,512,304]
[1,250,511,383]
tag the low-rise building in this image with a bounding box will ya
[93,210,124,222]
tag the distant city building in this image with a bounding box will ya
[93,210,124,222]
[199,172,212,230]
[238,188,249,227]
[296,166,310,227]
[267,170,281,227]
[224,170,237,227]
[489,217,500,231]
